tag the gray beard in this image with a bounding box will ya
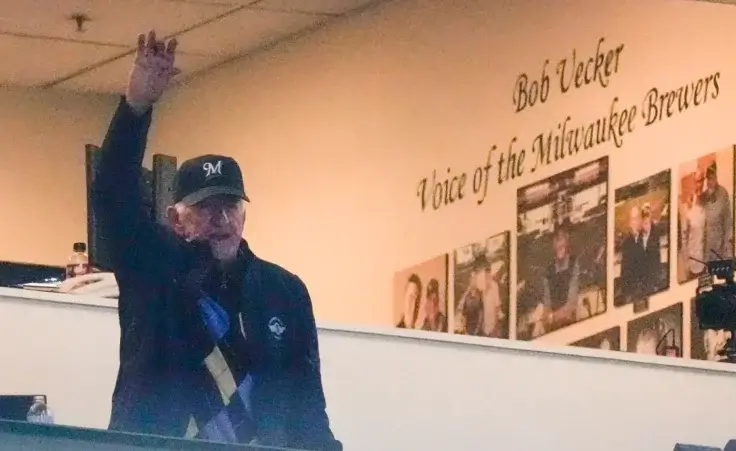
[210,240,239,262]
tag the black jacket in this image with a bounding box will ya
[92,98,341,450]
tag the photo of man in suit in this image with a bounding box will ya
[619,205,645,299]
[640,203,663,283]
[613,170,671,306]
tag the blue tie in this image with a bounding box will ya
[197,296,230,342]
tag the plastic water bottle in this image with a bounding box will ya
[26,396,54,424]
[65,242,90,279]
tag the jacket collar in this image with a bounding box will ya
[233,239,256,273]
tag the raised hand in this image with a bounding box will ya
[126,30,180,115]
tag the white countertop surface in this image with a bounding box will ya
[0,286,117,309]
[2,285,735,375]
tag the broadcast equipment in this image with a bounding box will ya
[693,255,736,363]
[0,395,46,422]
[673,444,722,451]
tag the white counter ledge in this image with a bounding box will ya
[0,286,117,310]
[2,285,736,375]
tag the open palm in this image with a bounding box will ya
[126,30,180,112]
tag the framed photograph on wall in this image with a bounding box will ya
[516,157,609,341]
[689,297,732,362]
[451,231,510,339]
[613,170,671,307]
[570,326,621,351]
[392,255,449,332]
[626,302,683,357]
[676,146,735,284]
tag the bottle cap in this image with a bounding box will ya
[73,242,87,253]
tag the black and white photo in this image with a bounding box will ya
[627,303,683,357]
[452,231,510,338]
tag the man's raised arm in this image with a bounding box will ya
[91,31,180,274]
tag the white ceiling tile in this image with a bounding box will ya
[55,52,219,94]
[257,0,379,14]
[0,0,237,49]
[174,7,328,57]
[0,35,125,88]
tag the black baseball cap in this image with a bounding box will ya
[174,154,250,206]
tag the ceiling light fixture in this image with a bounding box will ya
[69,13,91,33]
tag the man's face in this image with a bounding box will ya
[706,172,717,193]
[171,195,245,261]
[642,216,651,233]
[553,232,568,260]
[628,209,641,233]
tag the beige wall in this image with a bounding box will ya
[150,0,736,356]
[0,87,117,266]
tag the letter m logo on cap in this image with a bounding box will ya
[203,160,223,178]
